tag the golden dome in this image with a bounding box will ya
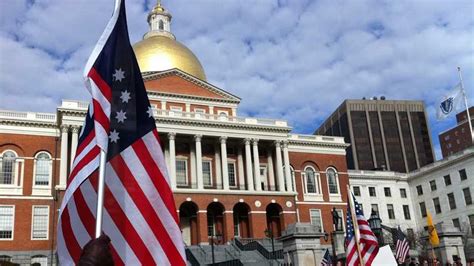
[133,36,207,81]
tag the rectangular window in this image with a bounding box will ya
[387,204,395,219]
[353,186,361,196]
[403,205,411,220]
[170,106,183,117]
[371,204,379,215]
[452,218,460,230]
[469,215,474,234]
[400,188,407,198]
[444,175,451,186]
[459,169,467,181]
[463,187,472,205]
[32,206,49,239]
[448,193,457,210]
[384,187,391,197]
[369,187,376,197]
[433,197,442,214]
[0,206,14,239]
[429,180,437,191]
[419,202,427,218]
[175,159,187,186]
[202,161,212,187]
[416,185,423,196]
[228,162,236,187]
[309,209,322,232]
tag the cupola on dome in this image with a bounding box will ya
[133,1,207,81]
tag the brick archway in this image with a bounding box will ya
[179,201,199,245]
[233,202,250,238]
[266,203,283,237]
[207,202,225,244]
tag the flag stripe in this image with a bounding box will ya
[80,179,140,265]
[132,138,179,222]
[105,165,172,265]
[60,207,82,262]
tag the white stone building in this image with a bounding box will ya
[408,147,474,234]
[349,170,418,233]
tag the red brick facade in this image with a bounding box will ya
[0,71,349,262]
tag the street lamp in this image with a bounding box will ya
[210,231,222,266]
[264,228,275,262]
[322,231,336,266]
[368,209,383,245]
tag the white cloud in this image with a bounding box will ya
[0,0,473,160]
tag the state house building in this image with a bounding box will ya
[0,2,349,264]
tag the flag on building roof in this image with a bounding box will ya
[345,191,379,266]
[437,82,463,120]
[56,0,185,265]
[427,213,439,247]
[321,248,333,266]
[394,227,410,264]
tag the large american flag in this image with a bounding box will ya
[345,192,379,266]
[395,227,410,264]
[57,0,185,265]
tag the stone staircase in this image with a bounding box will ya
[185,238,285,265]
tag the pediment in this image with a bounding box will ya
[142,69,240,103]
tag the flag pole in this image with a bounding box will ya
[457,66,473,143]
[347,185,365,266]
[95,149,107,238]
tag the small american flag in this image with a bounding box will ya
[57,0,185,265]
[345,192,379,266]
[395,227,410,264]
[321,248,333,266]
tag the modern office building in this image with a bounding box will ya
[315,99,435,173]
[439,106,474,158]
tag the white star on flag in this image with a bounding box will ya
[147,106,154,118]
[109,129,120,143]
[113,68,125,82]
[120,90,131,103]
[115,110,127,123]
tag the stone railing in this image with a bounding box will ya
[153,109,288,128]
[288,133,346,144]
[58,100,289,128]
[0,110,56,122]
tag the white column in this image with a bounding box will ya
[168,133,176,189]
[275,141,285,192]
[70,126,80,168]
[252,139,262,191]
[161,101,167,110]
[59,125,69,187]
[237,146,245,190]
[195,135,203,190]
[214,143,221,188]
[282,141,292,192]
[267,149,275,191]
[190,141,196,188]
[220,136,229,190]
[244,139,254,191]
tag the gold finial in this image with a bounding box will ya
[157,0,161,6]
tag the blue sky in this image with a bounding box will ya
[0,0,473,159]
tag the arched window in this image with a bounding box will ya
[1,151,16,185]
[304,166,319,194]
[34,152,51,186]
[326,167,339,194]
[159,20,164,30]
